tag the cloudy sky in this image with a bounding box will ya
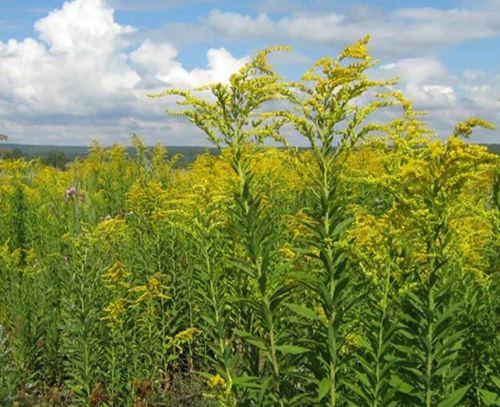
[0,0,499,145]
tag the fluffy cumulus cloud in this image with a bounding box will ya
[0,0,247,145]
[0,0,498,145]
[130,41,249,87]
[0,0,141,117]
[377,57,500,135]
[379,58,457,109]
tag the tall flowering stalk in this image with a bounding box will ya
[275,36,398,405]
[386,118,496,406]
[151,47,296,404]
[341,97,432,407]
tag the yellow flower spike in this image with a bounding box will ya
[314,305,328,324]
[129,273,170,307]
[208,374,227,389]
[103,261,131,291]
[452,118,495,139]
[150,45,291,150]
[102,297,127,327]
[173,327,201,344]
[95,217,129,240]
[339,34,371,61]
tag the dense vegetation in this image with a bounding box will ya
[0,144,218,169]
[0,38,498,406]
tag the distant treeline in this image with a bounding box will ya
[0,142,499,169]
[0,144,218,168]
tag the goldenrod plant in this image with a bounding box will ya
[152,46,306,405]
[271,36,401,406]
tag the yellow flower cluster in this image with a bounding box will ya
[129,273,170,307]
[103,261,131,291]
[208,374,227,389]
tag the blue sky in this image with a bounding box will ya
[0,0,499,145]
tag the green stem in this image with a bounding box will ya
[425,277,435,407]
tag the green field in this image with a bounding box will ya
[0,40,498,406]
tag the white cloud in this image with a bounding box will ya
[186,48,249,86]
[379,58,456,108]
[378,57,500,137]
[207,10,350,42]
[35,0,135,53]
[462,69,486,80]
[464,81,500,113]
[420,85,457,107]
[0,0,248,145]
[207,6,500,55]
[131,42,249,87]
[0,0,142,116]
[208,11,276,38]
[380,58,447,84]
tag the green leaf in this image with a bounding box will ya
[285,303,319,321]
[233,329,268,351]
[318,378,330,401]
[355,371,371,389]
[332,217,353,237]
[346,382,371,403]
[480,389,500,406]
[166,354,178,363]
[233,375,260,389]
[390,376,416,396]
[436,385,470,407]
[275,345,310,355]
